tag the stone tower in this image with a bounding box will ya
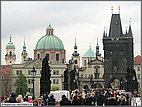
[21,37,28,63]
[72,37,80,68]
[103,8,134,88]
[5,37,16,65]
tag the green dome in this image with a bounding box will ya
[35,35,64,50]
[6,41,15,49]
[47,26,53,29]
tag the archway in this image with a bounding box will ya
[94,83,103,88]
[110,79,120,89]
[83,85,89,90]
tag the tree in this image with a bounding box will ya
[51,86,59,91]
[13,73,28,96]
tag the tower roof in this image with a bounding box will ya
[6,37,15,49]
[109,14,123,37]
[72,37,79,57]
[128,19,133,36]
[82,46,96,57]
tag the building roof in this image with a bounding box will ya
[134,55,141,64]
[6,37,15,49]
[82,47,96,57]
[109,14,123,37]
[35,26,64,50]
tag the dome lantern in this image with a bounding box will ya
[46,23,54,35]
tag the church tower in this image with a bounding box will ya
[96,38,101,58]
[21,37,28,63]
[5,37,16,65]
[72,37,80,68]
[103,7,135,89]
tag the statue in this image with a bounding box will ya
[40,56,52,95]
[64,69,69,90]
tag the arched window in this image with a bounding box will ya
[37,54,40,59]
[46,53,49,60]
[75,60,77,64]
[84,60,86,66]
[10,51,12,56]
[56,54,59,61]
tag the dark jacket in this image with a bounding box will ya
[9,93,16,103]
[48,97,55,105]
[72,99,79,105]
[97,94,105,105]
[85,97,92,105]
[60,97,71,105]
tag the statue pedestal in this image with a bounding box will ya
[40,80,52,95]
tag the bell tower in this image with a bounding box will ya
[21,37,28,63]
[5,37,16,65]
[72,37,80,68]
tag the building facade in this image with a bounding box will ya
[103,9,135,89]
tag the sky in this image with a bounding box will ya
[1,1,141,65]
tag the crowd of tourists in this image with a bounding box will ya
[1,88,141,106]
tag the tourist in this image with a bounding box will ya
[60,95,71,105]
[8,93,16,103]
[55,101,60,106]
[85,94,92,105]
[28,96,33,103]
[37,97,45,106]
[97,91,105,106]
[48,94,55,105]
[33,100,38,106]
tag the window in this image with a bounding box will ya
[75,60,77,64]
[10,61,12,63]
[28,79,33,84]
[28,88,33,94]
[17,70,22,75]
[84,60,86,66]
[10,51,12,56]
[95,68,99,79]
[56,54,59,61]
[46,53,49,60]
[28,70,31,75]
[53,79,59,84]
[37,54,40,59]
[53,70,59,75]
[137,67,140,71]
[138,74,140,79]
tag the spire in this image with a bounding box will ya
[118,6,120,14]
[103,26,106,37]
[23,37,26,51]
[96,38,101,57]
[111,6,113,14]
[72,37,79,57]
[108,8,123,37]
[128,18,133,36]
[24,36,25,45]
[10,36,11,42]
[46,23,54,35]
[106,27,107,37]
[89,42,91,49]
[125,25,128,35]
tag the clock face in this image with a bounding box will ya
[115,21,118,24]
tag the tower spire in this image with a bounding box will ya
[10,36,11,42]
[111,6,113,14]
[103,26,106,37]
[72,37,79,57]
[128,18,133,36]
[118,6,120,14]
[96,38,101,57]
[125,25,128,34]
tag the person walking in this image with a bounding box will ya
[37,97,45,106]
[97,91,105,106]
[85,94,92,105]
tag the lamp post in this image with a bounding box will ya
[31,66,36,99]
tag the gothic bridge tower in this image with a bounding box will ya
[103,7,134,88]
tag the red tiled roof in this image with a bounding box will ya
[134,55,141,64]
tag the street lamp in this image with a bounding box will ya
[31,66,36,99]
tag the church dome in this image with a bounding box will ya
[35,35,64,50]
[82,47,96,57]
[6,37,15,49]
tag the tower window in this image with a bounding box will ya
[10,51,12,56]
[75,60,77,64]
[37,54,40,59]
[84,60,86,66]
[56,54,59,61]
[46,53,49,60]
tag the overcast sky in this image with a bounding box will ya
[1,1,141,65]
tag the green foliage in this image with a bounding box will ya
[13,73,28,96]
[51,86,59,91]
